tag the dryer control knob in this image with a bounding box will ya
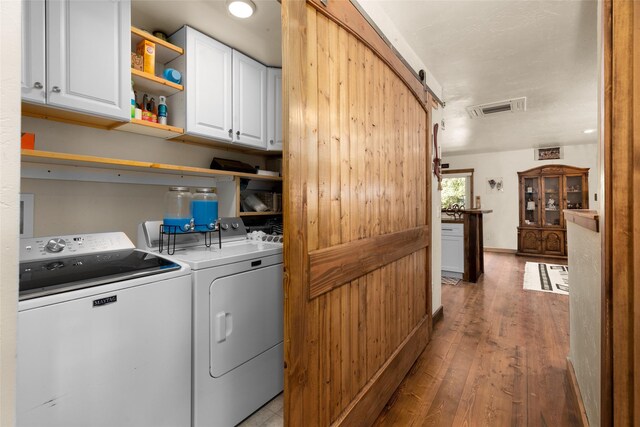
[231,222,239,230]
[45,238,66,253]
[220,223,229,231]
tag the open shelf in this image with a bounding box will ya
[115,118,184,139]
[131,69,183,97]
[131,26,183,64]
[21,149,284,182]
[239,211,282,217]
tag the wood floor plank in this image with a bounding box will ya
[374,253,580,427]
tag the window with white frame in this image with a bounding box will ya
[441,169,474,210]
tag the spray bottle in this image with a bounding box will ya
[158,96,168,125]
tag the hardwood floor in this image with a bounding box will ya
[374,253,580,426]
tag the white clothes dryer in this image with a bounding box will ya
[138,218,283,427]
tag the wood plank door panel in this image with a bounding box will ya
[282,1,432,425]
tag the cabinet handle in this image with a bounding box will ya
[270,139,274,145]
[51,86,61,93]
[236,131,240,138]
[228,129,232,135]
[33,82,43,89]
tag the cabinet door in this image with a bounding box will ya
[441,225,464,273]
[267,68,283,151]
[541,175,562,227]
[21,0,46,104]
[186,27,233,142]
[233,50,267,149]
[521,175,540,226]
[564,174,588,208]
[519,229,542,254]
[47,0,130,120]
[542,230,564,256]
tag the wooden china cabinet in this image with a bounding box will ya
[517,164,589,258]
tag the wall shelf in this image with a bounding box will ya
[115,118,184,139]
[21,149,283,182]
[239,211,282,217]
[131,69,183,97]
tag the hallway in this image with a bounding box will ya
[375,253,580,426]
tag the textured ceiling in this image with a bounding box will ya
[133,0,598,156]
[376,0,598,155]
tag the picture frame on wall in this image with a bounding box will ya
[535,147,562,161]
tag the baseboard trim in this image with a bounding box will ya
[332,316,429,427]
[433,305,443,324]
[484,247,517,254]
[566,358,589,427]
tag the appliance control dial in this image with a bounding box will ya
[45,238,66,253]
[220,223,229,231]
[231,222,239,230]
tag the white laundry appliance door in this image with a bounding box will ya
[209,263,283,378]
[17,275,191,427]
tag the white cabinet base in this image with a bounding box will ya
[442,223,464,274]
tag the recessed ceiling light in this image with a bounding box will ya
[227,0,255,18]
[583,129,596,134]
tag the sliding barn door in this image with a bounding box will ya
[602,0,640,425]
[282,1,432,425]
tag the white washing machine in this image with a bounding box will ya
[138,218,283,427]
[17,232,192,427]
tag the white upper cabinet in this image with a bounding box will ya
[46,0,130,120]
[232,51,267,150]
[266,68,283,152]
[168,27,272,151]
[21,0,46,104]
[172,26,233,142]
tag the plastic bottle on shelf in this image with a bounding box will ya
[130,80,135,119]
[141,94,150,121]
[163,187,193,233]
[149,98,157,123]
[158,96,168,125]
[191,188,218,232]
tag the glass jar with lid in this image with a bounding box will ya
[191,188,218,231]
[163,187,193,233]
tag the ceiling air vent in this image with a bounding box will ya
[466,97,527,119]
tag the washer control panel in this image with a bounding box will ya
[20,232,135,262]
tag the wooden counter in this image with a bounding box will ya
[442,209,493,283]
[563,209,599,233]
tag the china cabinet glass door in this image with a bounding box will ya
[523,176,540,226]
[565,175,585,209]
[542,176,562,227]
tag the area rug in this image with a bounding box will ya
[442,276,461,286]
[523,262,569,295]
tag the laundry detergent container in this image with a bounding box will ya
[164,187,192,232]
[191,188,218,231]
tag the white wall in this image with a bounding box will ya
[442,143,598,250]
[0,0,20,424]
[431,107,443,315]
[21,117,267,241]
[567,221,601,426]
